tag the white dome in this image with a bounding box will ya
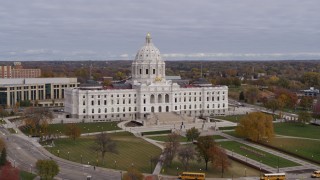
[134,33,163,61]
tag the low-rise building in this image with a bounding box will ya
[0,62,41,78]
[0,78,79,107]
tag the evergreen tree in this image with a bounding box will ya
[0,148,7,166]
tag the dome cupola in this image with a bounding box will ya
[134,33,162,62]
[131,33,166,84]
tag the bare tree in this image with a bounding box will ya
[65,123,81,141]
[93,132,117,165]
[196,136,216,171]
[163,133,180,166]
[212,147,231,178]
[178,145,195,171]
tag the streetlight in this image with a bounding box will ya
[259,160,262,178]
[277,156,279,173]
[57,150,60,157]
[81,155,83,164]
[176,167,179,176]
[150,156,153,173]
[244,168,246,177]
[120,171,123,180]
[114,160,117,168]
[131,163,134,167]
[68,151,70,160]
[245,154,247,162]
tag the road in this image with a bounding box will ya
[0,126,121,180]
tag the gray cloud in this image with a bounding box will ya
[0,0,320,60]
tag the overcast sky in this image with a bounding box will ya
[1,0,320,61]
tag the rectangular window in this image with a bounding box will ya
[153,69,155,74]
[146,69,149,74]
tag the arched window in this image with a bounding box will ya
[158,94,162,103]
[165,94,169,103]
[150,94,155,103]
[83,109,86,113]
[98,108,101,113]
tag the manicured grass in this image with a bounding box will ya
[224,131,243,138]
[214,115,245,123]
[20,171,37,180]
[147,135,188,142]
[7,128,17,134]
[213,135,226,140]
[266,137,320,163]
[45,132,162,173]
[274,122,320,139]
[21,122,121,135]
[141,130,172,136]
[0,119,6,124]
[219,126,236,131]
[163,158,260,178]
[218,141,299,168]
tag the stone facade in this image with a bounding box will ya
[64,34,228,122]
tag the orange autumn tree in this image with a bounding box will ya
[236,112,274,142]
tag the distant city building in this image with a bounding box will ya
[300,87,320,97]
[65,33,228,122]
[0,78,79,107]
[0,62,41,78]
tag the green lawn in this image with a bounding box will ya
[20,171,37,180]
[266,137,320,163]
[218,141,299,168]
[219,126,236,131]
[214,115,246,123]
[213,135,226,140]
[141,130,172,136]
[45,132,162,173]
[21,122,121,135]
[7,128,17,134]
[274,122,320,139]
[147,135,188,142]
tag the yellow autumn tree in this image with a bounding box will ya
[235,112,274,142]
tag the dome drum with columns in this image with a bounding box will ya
[64,33,229,123]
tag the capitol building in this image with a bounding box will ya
[64,34,228,123]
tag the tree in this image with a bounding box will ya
[299,96,313,110]
[244,87,259,104]
[298,111,312,124]
[196,136,216,171]
[0,162,19,180]
[163,137,179,166]
[186,127,200,142]
[212,147,231,178]
[36,159,59,180]
[123,167,144,180]
[23,107,53,137]
[239,91,245,101]
[0,138,5,151]
[163,133,180,166]
[65,123,81,141]
[93,132,117,165]
[235,112,274,142]
[178,145,195,171]
[264,98,280,114]
[0,148,7,166]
